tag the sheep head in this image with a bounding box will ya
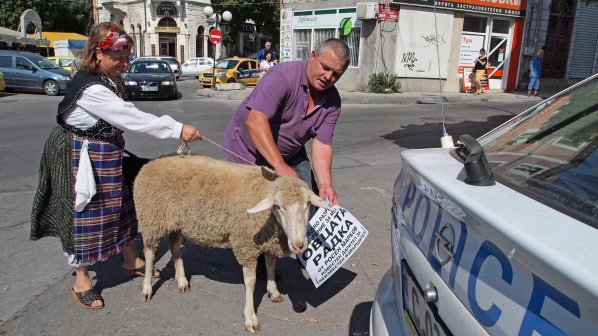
[247,177,331,253]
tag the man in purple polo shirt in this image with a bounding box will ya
[221,38,349,205]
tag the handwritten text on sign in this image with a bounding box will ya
[299,206,368,288]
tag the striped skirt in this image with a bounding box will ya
[70,135,137,266]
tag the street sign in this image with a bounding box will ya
[209,29,222,44]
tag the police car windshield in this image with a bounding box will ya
[215,60,239,69]
[479,75,598,227]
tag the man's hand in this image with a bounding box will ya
[274,164,299,178]
[319,184,339,205]
[180,124,202,142]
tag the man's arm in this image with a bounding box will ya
[245,109,298,178]
[311,139,339,205]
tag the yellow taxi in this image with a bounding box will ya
[198,57,260,88]
[47,56,75,71]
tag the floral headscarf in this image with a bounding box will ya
[98,28,128,51]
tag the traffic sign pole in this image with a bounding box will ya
[209,29,223,89]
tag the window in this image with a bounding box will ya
[0,56,12,68]
[16,57,34,71]
[463,16,487,33]
[340,27,360,67]
[492,19,510,34]
[294,30,312,61]
[314,29,335,46]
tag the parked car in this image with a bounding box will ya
[47,56,75,71]
[0,50,71,96]
[198,57,260,88]
[370,73,598,335]
[0,71,5,91]
[135,56,181,78]
[180,57,214,77]
[123,59,177,100]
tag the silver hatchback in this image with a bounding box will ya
[370,74,598,335]
[0,50,71,96]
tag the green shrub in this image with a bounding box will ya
[368,72,401,94]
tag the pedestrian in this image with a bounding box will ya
[30,22,202,310]
[256,40,278,64]
[70,51,82,77]
[258,50,274,77]
[528,49,544,97]
[473,48,488,95]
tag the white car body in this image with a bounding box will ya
[370,73,598,336]
[136,56,181,78]
[180,57,214,77]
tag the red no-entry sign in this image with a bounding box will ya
[209,29,222,44]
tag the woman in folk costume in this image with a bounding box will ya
[31,22,202,309]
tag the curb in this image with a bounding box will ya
[195,88,543,105]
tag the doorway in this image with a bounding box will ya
[159,33,176,57]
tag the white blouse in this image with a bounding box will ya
[62,83,183,139]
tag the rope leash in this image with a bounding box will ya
[177,134,258,167]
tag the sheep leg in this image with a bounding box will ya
[141,244,158,301]
[264,253,283,303]
[242,265,261,333]
[169,231,189,292]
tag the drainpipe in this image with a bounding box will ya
[143,0,148,56]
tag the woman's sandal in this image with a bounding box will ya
[122,265,161,278]
[71,288,104,310]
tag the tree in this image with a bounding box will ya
[0,0,89,34]
[211,0,280,54]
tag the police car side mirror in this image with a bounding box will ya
[451,134,495,186]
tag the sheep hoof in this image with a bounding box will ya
[178,285,190,293]
[141,292,152,302]
[268,293,284,303]
[245,323,261,333]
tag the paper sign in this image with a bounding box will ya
[298,206,368,288]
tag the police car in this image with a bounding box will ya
[370,73,598,335]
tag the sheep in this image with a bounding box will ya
[133,154,331,333]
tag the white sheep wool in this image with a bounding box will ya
[299,206,368,288]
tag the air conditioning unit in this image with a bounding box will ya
[356,2,378,20]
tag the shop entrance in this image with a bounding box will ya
[462,16,512,90]
[159,34,176,56]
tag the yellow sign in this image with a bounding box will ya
[155,26,180,33]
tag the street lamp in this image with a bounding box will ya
[204,6,232,89]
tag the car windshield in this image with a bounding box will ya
[29,54,60,69]
[130,61,172,74]
[479,75,598,226]
[215,60,239,69]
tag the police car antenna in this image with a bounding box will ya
[433,4,454,148]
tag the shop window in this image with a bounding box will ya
[340,27,360,67]
[492,20,510,34]
[294,29,312,60]
[463,16,487,33]
[314,29,335,46]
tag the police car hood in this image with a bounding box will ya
[394,147,598,335]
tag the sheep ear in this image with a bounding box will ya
[260,166,278,181]
[248,195,276,213]
[310,191,332,210]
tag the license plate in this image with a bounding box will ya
[142,86,158,92]
[202,78,211,83]
[401,261,451,336]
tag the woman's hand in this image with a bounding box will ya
[180,124,202,142]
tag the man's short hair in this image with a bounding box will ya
[314,38,350,63]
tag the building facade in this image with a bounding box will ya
[281,0,529,92]
[97,0,220,64]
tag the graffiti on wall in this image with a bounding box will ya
[421,33,447,48]
[402,52,418,71]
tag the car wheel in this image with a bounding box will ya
[227,78,235,83]
[170,90,178,100]
[43,80,59,96]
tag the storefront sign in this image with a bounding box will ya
[154,26,180,33]
[391,0,527,18]
[280,9,293,63]
[378,4,399,22]
[459,33,485,66]
[460,66,489,92]
[300,206,368,288]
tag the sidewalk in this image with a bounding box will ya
[196,87,548,104]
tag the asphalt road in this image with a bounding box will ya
[0,79,538,336]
